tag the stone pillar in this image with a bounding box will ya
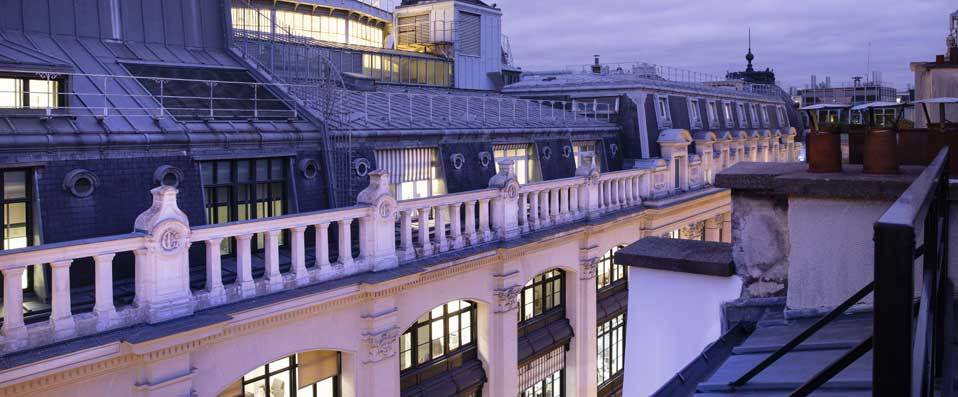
[93,253,118,330]
[290,227,310,285]
[356,170,399,272]
[1,267,27,347]
[50,260,76,340]
[490,159,521,240]
[489,272,523,397]
[567,258,599,397]
[358,298,401,397]
[704,217,721,242]
[479,199,494,241]
[133,186,195,323]
[264,230,283,292]
[235,234,256,298]
[575,153,601,219]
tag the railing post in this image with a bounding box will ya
[50,260,76,340]
[264,230,283,292]
[93,253,118,330]
[575,152,602,219]
[873,223,915,396]
[356,171,399,271]
[489,159,521,240]
[235,234,256,297]
[203,239,226,306]
[132,186,195,323]
[290,226,310,285]
[449,203,465,249]
[1,267,27,348]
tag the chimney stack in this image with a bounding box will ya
[591,55,602,74]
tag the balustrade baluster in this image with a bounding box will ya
[604,180,613,209]
[539,190,551,227]
[518,192,529,233]
[399,210,416,260]
[449,203,465,249]
[529,192,541,230]
[338,219,354,269]
[1,267,26,340]
[561,187,571,221]
[436,205,449,252]
[597,182,605,210]
[263,230,283,291]
[550,188,560,224]
[418,208,434,256]
[51,260,76,339]
[464,201,479,245]
[570,186,580,218]
[291,226,309,285]
[314,223,332,279]
[236,234,255,297]
[479,199,493,241]
[93,254,118,326]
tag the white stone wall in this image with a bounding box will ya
[622,267,742,396]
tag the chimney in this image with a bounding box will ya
[591,55,602,74]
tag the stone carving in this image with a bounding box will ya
[450,153,465,170]
[153,165,184,188]
[378,200,394,219]
[562,145,572,158]
[505,184,519,199]
[541,146,552,160]
[160,229,181,252]
[494,285,524,313]
[353,158,371,177]
[298,159,320,179]
[609,143,619,158]
[63,169,99,198]
[362,326,400,363]
[478,151,492,168]
[580,257,599,280]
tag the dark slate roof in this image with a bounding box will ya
[503,72,782,102]
[325,85,618,132]
[0,38,71,71]
[694,313,874,395]
[0,31,318,136]
[615,237,734,277]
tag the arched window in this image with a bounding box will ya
[400,300,477,371]
[519,269,565,323]
[596,246,626,291]
[227,351,341,397]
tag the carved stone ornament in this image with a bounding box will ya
[580,257,599,280]
[541,146,553,160]
[609,143,619,158]
[378,199,395,219]
[505,183,519,199]
[353,158,371,177]
[562,145,572,158]
[159,229,181,252]
[450,153,465,170]
[478,152,492,168]
[494,285,524,313]
[362,326,401,363]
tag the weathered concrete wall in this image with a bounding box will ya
[786,197,889,310]
[622,267,741,396]
[914,67,958,128]
[731,192,789,298]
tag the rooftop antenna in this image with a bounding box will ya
[745,28,755,73]
[866,42,872,83]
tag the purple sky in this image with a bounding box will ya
[496,0,956,91]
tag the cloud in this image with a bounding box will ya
[495,0,955,90]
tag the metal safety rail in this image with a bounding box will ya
[0,69,305,122]
[728,147,953,396]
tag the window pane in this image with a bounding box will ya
[448,315,460,351]
[430,319,445,358]
[269,357,290,370]
[3,171,27,200]
[268,369,291,397]
[244,379,266,397]
[28,80,57,109]
[3,203,28,250]
[0,78,21,108]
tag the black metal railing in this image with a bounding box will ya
[874,147,953,396]
[728,147,953,396]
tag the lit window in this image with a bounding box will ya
[0,78,22,108]
[519,347,565,397]
[596,246,626,291]
[0,77,61,109]
[750,104,759,126]
[724,102,734,126]
[518,269,564,323]
[399,300,477,371]
[597,313,626,386]
[495,144,540,185]
[241,352,342,397]
[572,141,601,170]
[374,148,444,200]
[707,101,718,124]
[737,103,747,127]
[656,96,670,122]
[688,99,701,128]
[348,20,384,48]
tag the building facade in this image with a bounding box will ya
[0,1,798,396]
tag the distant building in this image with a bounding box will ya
[797,75,897,107]
[724,32,776,85]
[910,8,958,127]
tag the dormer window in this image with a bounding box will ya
[0,76,61,110]
[761,105,770,125]
[656,96,671,126]
[750,104,759,126]
[777,106,786,127]
[688,99,702,128]
[707,101,718,125]
[737,103,747,127]
[723,102,734,128]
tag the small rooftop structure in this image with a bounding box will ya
[614,237,734,277]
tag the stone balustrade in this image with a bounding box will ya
[0,140,802,354]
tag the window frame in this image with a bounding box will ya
[241,353,343,397]
[706,100,719,125]
[596,313,626,387]
[655,95,671,127]
[688,98,702,129]
[737,103,747,128]
[0,74,65,110]
[518,269,565,324]
[399,300,478,372]
[723,102,734,128]
[596,245,626,291]
[1,169,35,291]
